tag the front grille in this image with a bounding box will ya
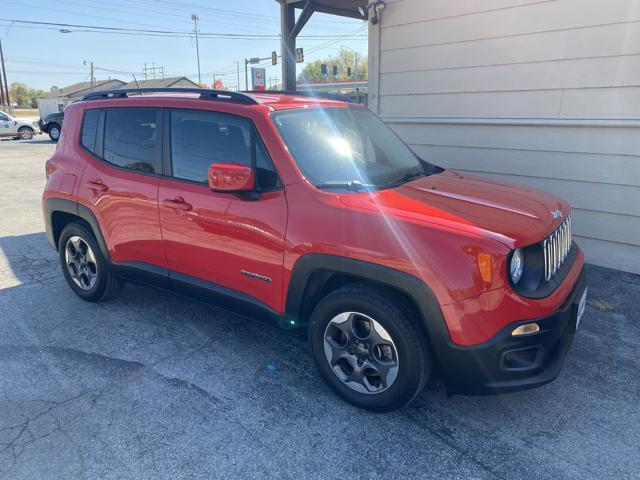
[543,214,572,281]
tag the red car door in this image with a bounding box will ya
[76,107,167,270]
[158,109,287,313]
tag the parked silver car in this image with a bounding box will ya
[0,110,41,140]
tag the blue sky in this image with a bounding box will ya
[0,0,368,91]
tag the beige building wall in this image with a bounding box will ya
[368,0,640,274]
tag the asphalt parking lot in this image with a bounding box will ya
[1,138,639,479]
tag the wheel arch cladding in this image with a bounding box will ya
[44,198,110,261]
[285,254,453,354]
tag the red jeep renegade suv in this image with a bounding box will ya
[42,88,587,411]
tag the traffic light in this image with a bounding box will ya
[347,67,352,77]
[272,51,278,66]
[295,48,304,63]
[321,64,327,75]
[332,65,338,76]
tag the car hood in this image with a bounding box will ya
[338,170,570,248]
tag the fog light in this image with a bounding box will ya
[511,323,540,336]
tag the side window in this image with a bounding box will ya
[170,110,251,183]
[0,113,9,122]
[80,109,100,154]
[103,109,162,174]
[170,109,281,189]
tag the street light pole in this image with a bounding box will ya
[191,13,201,85]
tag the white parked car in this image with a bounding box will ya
[0,110,41,140]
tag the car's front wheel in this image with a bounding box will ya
[17,127,34,140]
[48,123,61,142]
[309,283,431,412]
[58,222,123,302]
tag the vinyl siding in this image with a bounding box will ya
[369,0,640,274]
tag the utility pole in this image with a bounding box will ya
[354,52,358,103]
[245,59,249,92]
[0,70,4,106]
[0,55,5,106]
[191,14,201,85]
[236,61,240,91]
[0,39,8,107]
[341,45,358,103]
[84,60,95,88]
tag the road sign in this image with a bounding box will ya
[249,57,261,65]
[251,67,266,91]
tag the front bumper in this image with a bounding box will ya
[439,267,587,395]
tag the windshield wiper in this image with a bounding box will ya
[314,180,376,192]
[384,170,427,187]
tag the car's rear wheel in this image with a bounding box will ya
[17,127,34,140]
[48,123,61,142]
[309,283,431,412]
[58,222,123,302]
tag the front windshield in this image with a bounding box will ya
[272,107,441,191]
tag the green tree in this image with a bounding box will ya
[9,82,45,108]
[298,48,367,83]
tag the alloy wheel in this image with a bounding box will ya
[323,311,399,394]
[65,236,98,290]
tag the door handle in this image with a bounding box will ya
[162,197,193,212]
[85,180,108,192]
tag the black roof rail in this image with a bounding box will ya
[81,88,259,105]
[243,90,355,104]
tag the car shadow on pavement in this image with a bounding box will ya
[1,231,639,478]
[18,139,55,145]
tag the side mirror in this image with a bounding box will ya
[208,163,255,192]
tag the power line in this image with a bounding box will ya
[0,19,366,39]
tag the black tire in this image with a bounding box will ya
[48,123,61,142]
[58,222,123,302]
[309,283,431,412]
[17,126,34,140]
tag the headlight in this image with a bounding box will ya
[510,248,524,284]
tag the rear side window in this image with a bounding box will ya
[80,109,99,153]
[103,109,162,174]
[170,109,280,189]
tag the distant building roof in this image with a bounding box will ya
[39,79,126,99]
[118,76,200,90]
